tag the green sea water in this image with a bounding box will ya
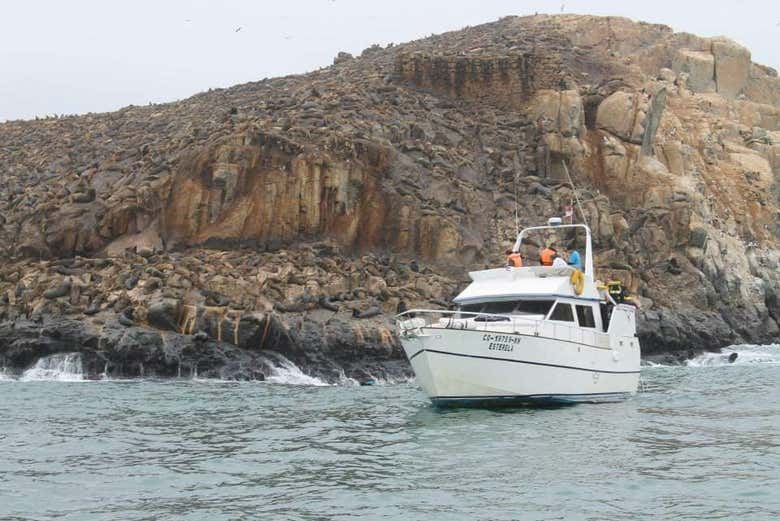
[1,345,778,521]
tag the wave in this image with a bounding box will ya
[356,374,415,386]
[264,354,328,386]
[19,353,85,381]
[641,360,670,368]
[686,344,780,367]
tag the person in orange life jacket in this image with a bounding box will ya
[505,249,523,267]
[539,245,557,266]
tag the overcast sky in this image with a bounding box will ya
[1,0,778,122]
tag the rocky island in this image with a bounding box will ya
[2,14,780,381]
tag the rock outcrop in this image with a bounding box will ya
[3,14,780,379]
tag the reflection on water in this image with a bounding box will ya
[1,362,779,521]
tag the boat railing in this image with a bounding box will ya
[396,309,610,348]
[396,309,543,334]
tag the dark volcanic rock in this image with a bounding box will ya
[0,313,404,382]
[43,281,72,300]
[147,298,181,331]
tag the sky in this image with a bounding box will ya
[1,0,778,122]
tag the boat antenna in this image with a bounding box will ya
[562,160,588,227]
[513,169,520,238]
[562,159,595,279]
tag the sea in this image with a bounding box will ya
[1,345,778,521]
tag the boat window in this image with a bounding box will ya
[458,304,483,318]
[460,300,555,317]
[576,305,596,328]
[481,301,517,314]
[600,303,612,331]
[513,300,554,315]
[548,302,575,322]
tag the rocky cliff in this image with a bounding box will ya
[2,14,780,379]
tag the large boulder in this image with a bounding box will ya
[100,322,168,370]
[596,88,665,153]
[146,297,181,331]
[596,91,646,143]
[528,89,584,137]
[712,37,751,98]
[672,49,716,93]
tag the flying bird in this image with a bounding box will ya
[235,26,242,33]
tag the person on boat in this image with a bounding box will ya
[505,249,523,268]
[397,300,415,318]
[568,249,583,270]
[552,254,568,268]
[540,245,557,266]
[608,280,629,304]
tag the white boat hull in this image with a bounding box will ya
[401,327,640,407]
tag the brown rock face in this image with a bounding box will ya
[671,37,753,99]
[395,52,566,107]
[4,13,780,365]
[162,132,392,251]
[711,38,751,98]
[673,49,716,93]
[596,91,648,144]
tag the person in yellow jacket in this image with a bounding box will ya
[505,249,523,267]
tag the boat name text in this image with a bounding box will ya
[482,334,521,352]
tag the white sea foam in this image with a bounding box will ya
[686,344,780,367]
[641,360,669,368]
[20,353,85,381]
[357,374,415,385]
[189,366,231,383]
[0,368,16,381]
[100,362,112,381]
[265,355,328,386]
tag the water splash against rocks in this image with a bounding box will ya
[20,353,85,381]
[686,344,779,367]
[264,354,328,386]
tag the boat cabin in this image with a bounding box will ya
[449,223,631,337]
[453,265,607,332]
[397,222,637,346]
[459,296,601,331]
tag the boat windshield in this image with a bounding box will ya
[460,300,554,317]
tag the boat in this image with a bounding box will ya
[396,220,641,407]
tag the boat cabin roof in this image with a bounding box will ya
[452,266,601,305]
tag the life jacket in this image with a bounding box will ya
[506,252,523,267]
[540,248,556,266]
